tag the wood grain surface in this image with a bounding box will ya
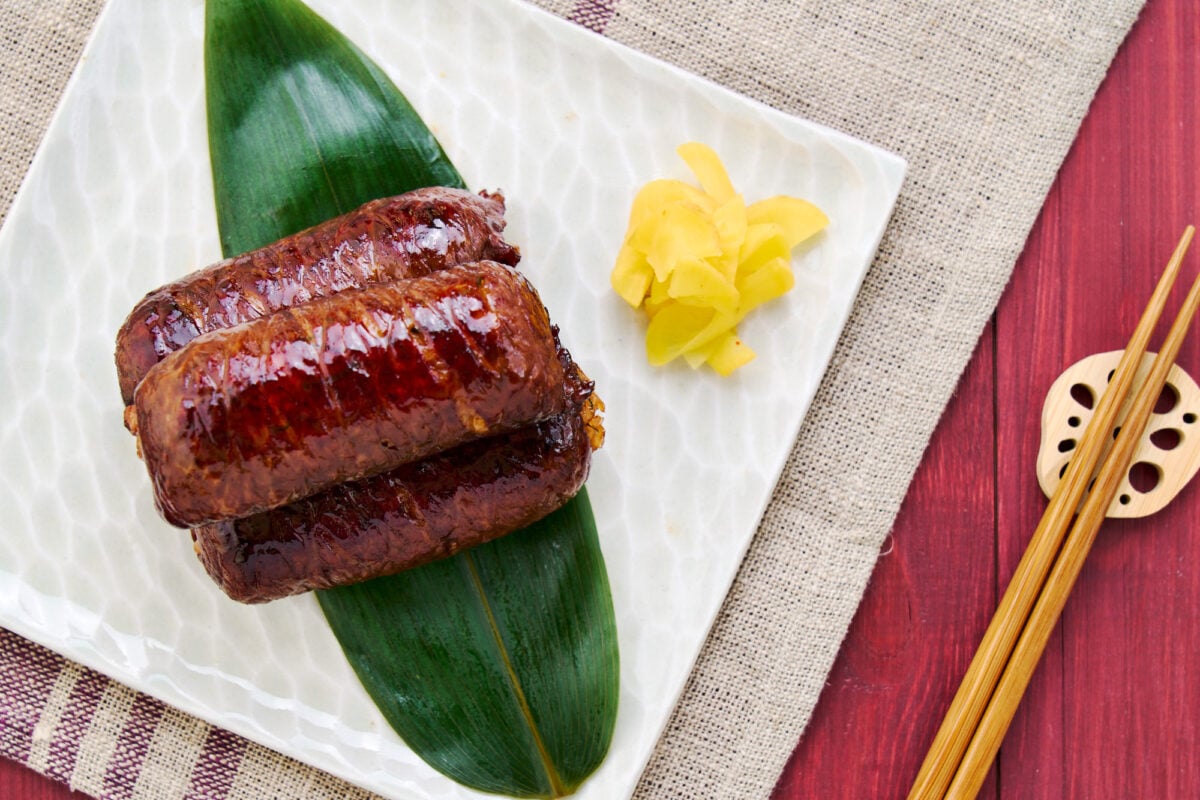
[776,0,1200,796]
[1,0,1196,798]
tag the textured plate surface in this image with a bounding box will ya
[0,1,905,798]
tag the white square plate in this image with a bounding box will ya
[0,1,905,797]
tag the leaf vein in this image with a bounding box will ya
[463,551,567,799]
[258,2,347,215]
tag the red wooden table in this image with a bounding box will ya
[777,0,1200,796]
[3,0,1197,797]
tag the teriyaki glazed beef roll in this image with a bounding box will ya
[116,187,603,603]
[133,262,571,527]
[115,187,519,405]
[191,362,604,603]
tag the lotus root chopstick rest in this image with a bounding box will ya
[1037,350,1200,518]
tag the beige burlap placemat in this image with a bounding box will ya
[0,0,1145,798]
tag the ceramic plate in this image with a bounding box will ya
[0,1,905,797]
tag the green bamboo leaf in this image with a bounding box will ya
[204,0,618,796]
[205,0,463,252]
[319,494,618,797]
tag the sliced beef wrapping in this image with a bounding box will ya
[115,187,519,405]
[191,378,603,604]
[134,261,567,528]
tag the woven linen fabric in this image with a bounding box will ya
[0,0,1144,798]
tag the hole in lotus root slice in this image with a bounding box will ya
[1128,461,1161,494]
[1037,351,1200,519]
[1155,383,1180,414]
[1070,383,1095,409]
[1150,428,1182,451]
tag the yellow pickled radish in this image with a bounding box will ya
[738,223,791,275]
[644,273,672,316]
[711,194,748,280]
[644,203,721,281]
[736,257,794,313]
[611,141,828,375]
[746,196,828,248]
[611,246,654,308]
[628,179,716,229]
[683,337,721,369]
[645,304,716,365]
[705,332,756,376]
[677,142,736,203]
[667,258,739,314]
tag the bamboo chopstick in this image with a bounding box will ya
[944,244,1200,798]
[907,226,1196,800]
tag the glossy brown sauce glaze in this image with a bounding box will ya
[115,187,519,404]
[134,262,566,528]
[191,367,600,603]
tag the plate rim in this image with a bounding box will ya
[0,0,907,797]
